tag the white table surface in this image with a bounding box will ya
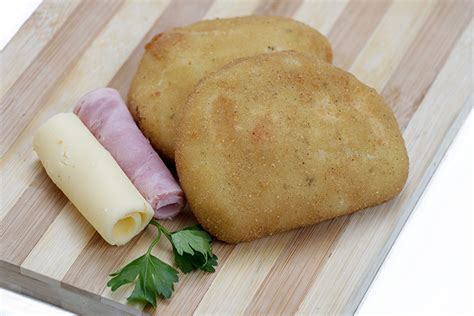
[1,2,472,315]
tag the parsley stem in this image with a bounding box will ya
[150,219,172,241]
[147,224,162,255]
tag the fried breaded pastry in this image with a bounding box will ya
[175,51,409,243]
[128,16,332,160]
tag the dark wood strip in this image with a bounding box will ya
[328,0,392,69]
[0,169,68,265]
[0,0,124,157]
[382,0,472,129]
[109,0,215,97]
[254,0,304,16]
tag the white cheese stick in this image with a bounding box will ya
[33,113,154,246]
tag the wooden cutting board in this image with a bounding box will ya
[1,0,472,315]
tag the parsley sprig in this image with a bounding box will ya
[107,220,217,308]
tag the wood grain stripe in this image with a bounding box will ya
[0,0,124,157]
[0,0,171,223]
[297,19,473,315]
[350,0,436,91]
[0,0,82,99]
[293,0,350,35]
[0,170,68,265]
[204,0,262,20]
[109,0,215,98]
[328,0,392,69]
[382,0,472,128]
[21,203,95,281]
[254,0,304,16]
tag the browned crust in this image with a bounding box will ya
[175,51,408,243]
[128,15,333,160]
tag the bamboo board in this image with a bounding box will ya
[1,0,472,315]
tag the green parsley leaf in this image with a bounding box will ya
[170,225,217,273]
[107,256,143,291]
[127,254,178,307]
[108,253,178,307]
[107,227,179,308]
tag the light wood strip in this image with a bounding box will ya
[328,0,392,69]
[0,0,82,98]
[0,171,68,265]
[21,203,95,281]
[243,1,435,311]
[297,19,473,315]
[383,0,472,128]
[293,0,350,35]
[109,0,215,98]
[0,0,171,222]
[350,0,436,91]
[204,0,262,19]
[0,0,124,157]
[254,0,303,16]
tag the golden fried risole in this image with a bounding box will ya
[175,51,409,243]
[128,16,332,160]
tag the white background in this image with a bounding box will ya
[1,2,472,315]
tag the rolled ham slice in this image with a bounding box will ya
[74,88,184,219]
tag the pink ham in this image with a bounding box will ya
[74,88,184,219]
